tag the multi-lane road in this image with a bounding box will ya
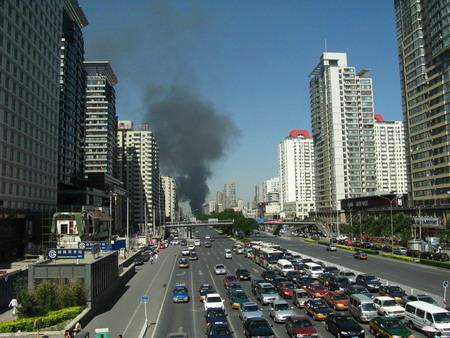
[84,227,448,337]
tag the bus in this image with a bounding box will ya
[252,245,283,269]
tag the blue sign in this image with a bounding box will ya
[47,249,84,260]
[141,296,149,303]
[444,281,449,288]
[78,242,108,251]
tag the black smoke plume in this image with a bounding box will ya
[145,85,240,212]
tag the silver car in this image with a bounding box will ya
[238,302,263,322]
[268,299,295,323]
[339,271,356,284]
[256,283,280,305]
[214,264,227,275]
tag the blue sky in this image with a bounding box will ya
[80,0,401,205]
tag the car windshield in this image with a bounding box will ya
[250,321,270,330]
[216,265,225,269]
[210,326,231,335]
[283,284,295,289]
[264,271,276,278]
[362,303,376,311]
[433,312,450,324]
[173,288,187,294]
[233,293,247,300]
[384,320,406,329]
[311,285,323,290]
[312,266,322,271]
[207,309,225,318]
[333,294,348,300]
[354,286,368,293]
[419,296,437,304]
[293,319,313,328]
[337,316,354,323]
[365,275,378,281]
[389,286,404,293]
[344,272,355,277]
[337,278,349,283]
[263,287,277,294]
[382,300,398,307]
[274,303,289,311]
[244,305,259,312]
[207,297,221,303]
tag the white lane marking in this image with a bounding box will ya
[252,268,259,273]
[176,271,186,276]
[190,265,198,338]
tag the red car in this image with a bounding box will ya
[344,240,353,246]
[159,243,167,249]
[305,282,328,298]
[277,281,296,299]
[285,315,317,337]
[223,274,238,288]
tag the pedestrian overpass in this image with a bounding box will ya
[164,220,234,238]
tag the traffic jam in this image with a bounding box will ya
[167,232,449,338]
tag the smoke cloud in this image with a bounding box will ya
[145,85,240,212]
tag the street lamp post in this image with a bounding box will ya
[378,195,397,255]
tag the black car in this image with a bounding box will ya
[323,266,340,275]
[204,307,228,326]
[236,268,251,281]
[286,270,302,282]
[261,270,276,283]
[356,274,382,292]
[243,317,274,337]
[328,276,352,292]
[434,252,450,262]
[272,276,288,288]
[180,240,187,246]
[205,241,212,248]
[251,278,265,295]
[206,322,233,338]
[325,313,365,338]
[134,256,145,265]
[296,276,316,289]
[345,285,373,299]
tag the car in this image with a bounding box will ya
[324,291,349,311]
[141,252,151,262]
[393,247,408,255]
[345,285,373,299]
[214,264,227,275]
[182,248,190,256]
[268,299,295,323]
[296,276,316,289]
[433,252,450,261]
[225,249,232,259]
[243,317,275,337]
[369,316,414,338]
[238,302,263,322]
[318,272,333,286]
[354,251,368,259]
[323,266,340,275]
[199,284,215,302]
[225,282,243,296]
[235,268,251,281]
[236,246,244,254]
[294,263,306,274]
[194,239,201,246]
[339,271,356,284]
[189,251,199,260]
[178,258,189,268]
[327,244,337,251]
[285,315,318,337]
[229,289,250,309]
[159,243,167,249]
[355,274,382,292]
[277,281,296,299]
[272,276,288,288]
[325,313,365,338]
[205,235,210,240]
[261,270,277,283]
[292,288,311,308]
[172,239,179,245]
[204,307,228,326]
[205,322,233,338]
[286,270,302,282]
[204,293,225,310]
[204,241,212,248]
[172,282,190,303]
[304,298,334,321]
[255,282,280,305]
[134,256,145,265]
[251,278,265,295]
[188,244,195,251]
[373,296,405,318]
[378,285,407,303]
[328,275,352,292]
[420,251,437,260]
[180,240,187,246]
[402,294,439,306]
[305,283,328,298]
[223,275,238,288]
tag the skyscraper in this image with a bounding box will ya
[394,0,450,206]
[84,61,119,178]
[309,53,376,211]
[161,176,177,222]
[224,182,237,209]
[278,130,315,219]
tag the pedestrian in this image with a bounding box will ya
[154,252,158,262]
[64,330,71,338]
[150,254,154,264]
[9,298,17,316]
[118,335,123,338]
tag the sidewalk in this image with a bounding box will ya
[0,308,16,323]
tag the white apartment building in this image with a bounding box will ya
[278,130,315,219]
[118,121,160,233]
[161,176,177,221]
[264,177,280,203]
[84,61,119,177]
[374,115,407,194]
[224,182,236,208]
[309,52,377,211]
[208,200,216,215]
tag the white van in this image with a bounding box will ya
[304,262,323,279]
[275,259,294,276]
[348,294,377,323]
[404,301,450,336]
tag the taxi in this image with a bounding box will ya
[324,291,349,310]
[295,276,316,290]
[172,282,190,303]
[317,272,333,286]
[179,258,189,268]
[303,298,333,321]
[354,251,368,260]
[378,285,407,303]
[304,282,328,298]
[189,251,199,260]
[369,316,414,338]
[199,284,215,302]
[229,289,250,309]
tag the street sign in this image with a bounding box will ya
[47,249,84,260]
[444,281,449,288]
[78,241,108,251]
[141,296,149,303]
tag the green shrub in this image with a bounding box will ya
[318,241,330,246]
[382,253,418,262]
[0,306,84,333]
[304,239,317,243]
[419,259,450,269]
